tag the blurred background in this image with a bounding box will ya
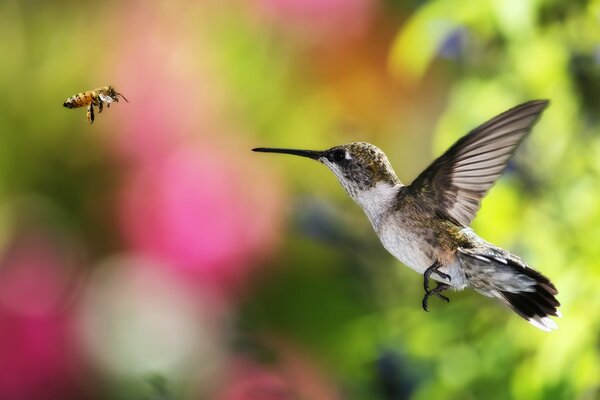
[0,0,599,399]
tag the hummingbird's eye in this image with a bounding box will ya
[331,149,348,163]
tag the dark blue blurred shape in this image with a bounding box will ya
[438,27,468,60]
[374,349,418,400]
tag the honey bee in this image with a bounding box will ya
[63,86,128,124]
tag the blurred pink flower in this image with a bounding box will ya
[102,2,230,165]
[106,6,285,298]
[0,310,88,400]
[119,143,283,297]
[0,222,79,317]
[0,202,89,399]
[251,0,375,46]
[213,341,341,400]
[214,360,294,400]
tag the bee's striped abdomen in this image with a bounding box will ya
[63,91,95,108]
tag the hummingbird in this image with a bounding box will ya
[253,100,561,332]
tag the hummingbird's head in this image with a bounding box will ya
[253,142,401,202]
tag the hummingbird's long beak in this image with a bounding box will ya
[252,147,323,160]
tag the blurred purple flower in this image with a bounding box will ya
[438,27,468,60]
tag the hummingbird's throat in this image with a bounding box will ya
[323,157,401,220]
[351,182,402,223]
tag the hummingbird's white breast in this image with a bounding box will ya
[353,182,468,289]
[376,221,468,289]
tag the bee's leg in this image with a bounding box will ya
[98,100,104,114]
[87,103,95,124]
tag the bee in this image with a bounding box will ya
[63,86,128,124]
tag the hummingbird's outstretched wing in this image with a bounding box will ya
[407,100,549,227]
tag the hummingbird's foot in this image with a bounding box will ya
[422,283,451,312]
[423,261,451,292]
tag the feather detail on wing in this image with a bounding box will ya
[407,100,549,226]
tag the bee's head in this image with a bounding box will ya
[105,86,129,103]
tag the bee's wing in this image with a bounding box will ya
[98,93,116,103]
[406,100,549,227]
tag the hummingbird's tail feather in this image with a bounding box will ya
[498,287,560,332]
[458,247,560,332]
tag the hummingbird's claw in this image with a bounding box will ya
[423,261,451,292]
[438,271,452,282]
[421,283,451,312]
[422,297,430,312]
[436,291,450,303]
